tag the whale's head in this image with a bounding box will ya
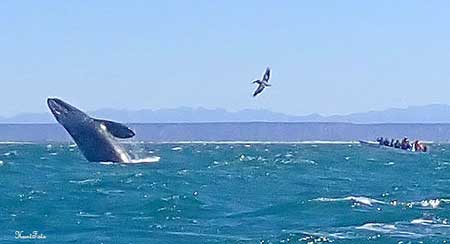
[47,98,90,126]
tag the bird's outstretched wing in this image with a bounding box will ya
[262,67,270,82]
[253,84,265,97]
[252,80,262,85]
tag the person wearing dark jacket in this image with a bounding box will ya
[401,137,411,150]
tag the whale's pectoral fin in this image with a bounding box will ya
[95,119,136,138]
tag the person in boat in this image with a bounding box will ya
[401,137,411,150]
[394,140,401,148]
[421,143,428,152]
[377,137,383,145]
[383,138,390,146]
[390,139,394,147]
[413,140,428,152]
[413,140,421,151]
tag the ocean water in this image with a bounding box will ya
[1,142,450,243]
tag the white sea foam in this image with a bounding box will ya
[99,156,160,165]
[135,140,360,144]
[77,211,101,218]
[355,222,426,238]
[356,223,397,232]
[0,141,34,144]
[294,231,351,241]
[399,198,449,209]
[312,196,385,206]
[129,156,161,164]
[96,189,125,195]
[69,178,100,185]
[165,232,252,241]
[410,218,434,225]
[420,199,441,208]
[3,151,17,156]
[99,161,115,165]
[171,146,183,151]
[385,198,450,210]
[132,216,153,220]
[299,159,317,164]
[296,141,360,144]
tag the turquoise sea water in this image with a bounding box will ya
[1,142,450,243]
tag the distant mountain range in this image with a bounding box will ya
[2,104,450,124]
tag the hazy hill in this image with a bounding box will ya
[2,104,450,123]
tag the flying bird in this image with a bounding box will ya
[252,67,271,97]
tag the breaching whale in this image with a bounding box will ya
[47,98,135,163]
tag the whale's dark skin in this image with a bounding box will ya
[47,98,135,162]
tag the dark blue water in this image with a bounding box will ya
[1,142,450,243]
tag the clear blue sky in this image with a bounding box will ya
[1,1,450,117]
